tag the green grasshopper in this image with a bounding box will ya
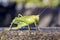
[7,7,48,31]
[8,14,39,31]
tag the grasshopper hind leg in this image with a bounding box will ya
[18,14,22,17]
[6,23,13,31]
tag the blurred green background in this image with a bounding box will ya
[0,0,60,27]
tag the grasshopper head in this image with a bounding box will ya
[32,15,39,22]
[35,15,39,22]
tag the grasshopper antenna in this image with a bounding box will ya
[39,7,48,16]
[37,7,48,31]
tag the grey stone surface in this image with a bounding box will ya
[0,30,60,40]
